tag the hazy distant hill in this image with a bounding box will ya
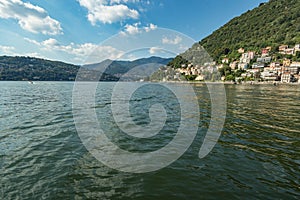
[199,0,300,60]
[84,56,172,80]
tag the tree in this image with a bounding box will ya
[218,65,232,77]
[226,74,235,81]
[167,56,189,69]
[185,75,197,81]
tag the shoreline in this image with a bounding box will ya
[153,80,300,85]
[1,80,300,85]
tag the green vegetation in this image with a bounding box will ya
[0,56,80,81]
[0,56,171,81]
[163,0,300,83]
[179,43,214,65]
[185,75,197,81]
[199,0,300,61]
[218,67,247,81]
[167,55,189,68]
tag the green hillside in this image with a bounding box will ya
[0,56,119,81]
[0,56,80,81]
[199,0,300,61]
[0,56,171,81]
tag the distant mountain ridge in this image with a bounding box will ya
[0,56,172,81]
[84,56,172,80]
[85,56,172,73]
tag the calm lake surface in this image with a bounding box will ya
[0,81,299,199]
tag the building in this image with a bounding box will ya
[238,62,248,70]
[285,48,295,55]
[230,61,238,70]
[191,67,198,75]
[195,75,205,81]
[285,66,300,75]
[174,73,180,80]
[295,44,300,52]
[252,62,266,69]
[266,46,272,51]
[222,58,229,64]
[241,72,252,78]
[238,48,245,54]
[217,64,224,69]
[281,73,294,83]
[257,57,271,63]
[283,59,291,67]
[261,48,269,56]
[287,62,300,75]
[279,45,288,53]
[270,62,281,68]
[247,68,260,74]
[240,52,255,63]
[261,71,277,81]
[248,51,255,60]
[290,62,300,68]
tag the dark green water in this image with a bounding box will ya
[0,81,299,199]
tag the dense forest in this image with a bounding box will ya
[199,0,300,61]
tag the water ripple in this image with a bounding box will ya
[0,82,299,199]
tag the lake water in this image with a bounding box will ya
[0,81,299,199]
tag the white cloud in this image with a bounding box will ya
[149,47,163,55]
[162,36,182,45]
[78,0,139,24]
[24,52,42,57]
[24,37,40,46]
[42,38,59,47]
[110,0,122,4]
[65,43,124,63]
[25,37,59,50]
[144,23,157,32]
[25,37,124,63]
[0,0,62,35]
[122,23,141,35]
[0,45,15,54]
[110,0,141,4]
[88,45,124,62]
[121,23,157,35]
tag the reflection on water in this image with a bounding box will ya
[0,82,299,199]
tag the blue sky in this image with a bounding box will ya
[0,0,267,64]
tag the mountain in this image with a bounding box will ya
[0,56,171,81]
[0,56,80,81]
[84,56,172,80]
[198,0,300,61]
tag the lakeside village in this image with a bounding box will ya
[156,44,300,84]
